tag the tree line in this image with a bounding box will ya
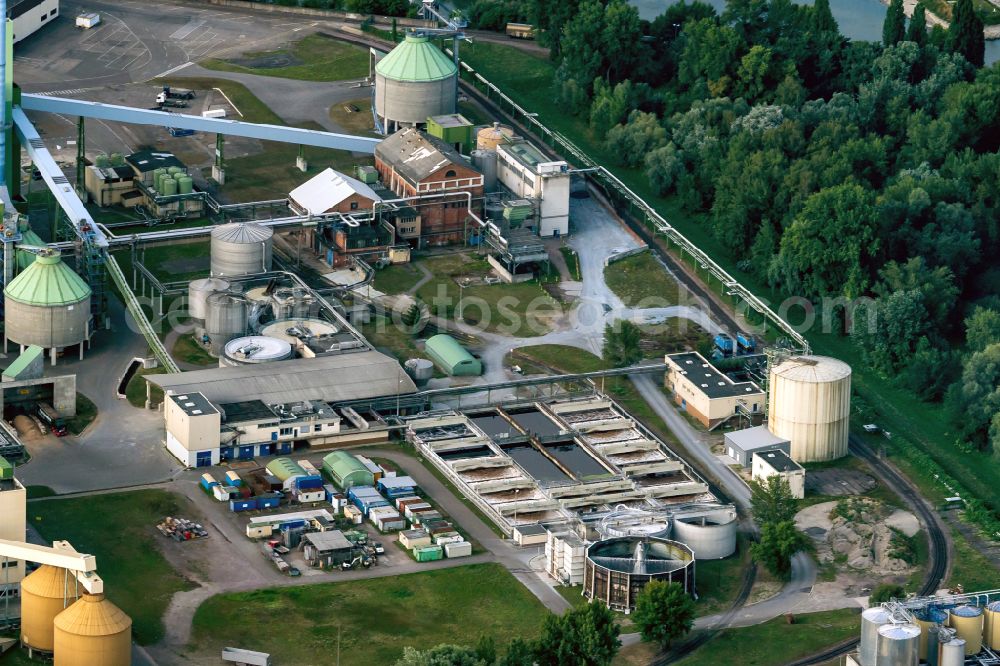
[531,0,1000,456]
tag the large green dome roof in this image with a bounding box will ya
[375,34,457,82]
[4,252,92,306]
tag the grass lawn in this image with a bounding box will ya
[65,392,98,436]
[29,490,194,645]
[614,642,661,665]
[171,333,216,366]
[373,263,423,294]
[127,366,166,408]
[158,77,282,125]
[416,254,559,337]
[119,240,210,284]
[949,526,1000,591]
[329,97,377,135]
[606,252,680,307]
[190,563,550,665]
[560,246,582,281]
[673,609,861,666]
[360,315,437,371]
[695,537,752,615]
[201,34,369,82]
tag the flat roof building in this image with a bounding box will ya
[723,426,790,467]
[664,352,764,429]
[751,448,805,499]
[303,530,355,567]
[496,140,570,237]
[0,460,26,597]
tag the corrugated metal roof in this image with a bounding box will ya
[289,168,382,215]
[424,334,476,370]
[375,34,457,82]
[4,252,92,306]
[323,451,371,478]
[146,350,416,404]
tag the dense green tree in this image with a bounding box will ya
[632,581,696,648]
[603,320,643,367]
[535,602,621,666]
[774,184,878,299]
[474,637,496,665]
[810,0,838,33]
[531,0,585,55]
[605,111,668,167]
[949,0,985,66]
[395,644,485,666]
[898,336,957,401]
[498,638,535,666]
[871,583,906,603]
[676,18,743,93]
[948,344,1000,454]
[751,520,810,579]
[906,3,928,45]
[966,307,1000,352]
[883,0,906,46]
[855,289,932,375]
[749,475,798,525]
[875,257,959,328]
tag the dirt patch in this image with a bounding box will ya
[804,468,877,496]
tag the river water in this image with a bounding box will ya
[630,0,1000,64]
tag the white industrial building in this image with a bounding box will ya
[10,0,59,44]
[751,448,805,499]
[0,461,26,597]
[496,140,570,237]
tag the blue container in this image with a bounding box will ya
[230,498,258,512]
[297,475,324,490]
[736,332,755,352]
[714,334,735,354]
[200,474,219,491]
[278,519,307,531]
[257,493,281,509]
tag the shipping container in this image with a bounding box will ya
[399,530,432,549]
[444,541,472,558]
[343,504,363,524]
[300,460,321,476]
[213,484,234,502]
[414,545,444,562]
[394,495,420,509]
[403,502,432,519]
[257,493,282,510]
[376,517,407,532]
[200,473,219,491]
[230,498,258,512]
[296,474,324,490]
[294,488,326,504]
[225,471,243,487]
[434,533,464,545]
[247,524,273,539]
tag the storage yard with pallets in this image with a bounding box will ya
[157,516,210,542]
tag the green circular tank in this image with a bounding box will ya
[3,251,92,349]
[162,178,178,196]
[168,166,183,175]
[94,154,110,168]
[177,176,194,194]
[110,152,125,166]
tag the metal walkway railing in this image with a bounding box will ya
[104,253,179,373]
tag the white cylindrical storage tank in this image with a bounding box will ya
[876,623,920,666]
[861,607,894,666]
[3,251,91,351]
[949,605,984,655]
[471,149,498,192]
[210,222,273,277]
[939,638,965,666]
[768,355,852,462]
[374,34,458,131]
[671,509,738,560]
[405,358,434,386]
[205,292,248,356]
[187,277,230,323]
[222,335,293,367]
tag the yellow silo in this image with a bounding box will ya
[53,593,132,666]
[914,607,948,661]
[985,601,1000,650]
[949,605,984,655]
[20,565,79,653]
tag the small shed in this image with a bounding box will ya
[399,529,432,549]
[303,530,355,567]
[424,334,482,376]
[751,448,806,499]
[513,523,548,547]
[724,426,790,467]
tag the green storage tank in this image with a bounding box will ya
[414,545,443,562]
[94,154,110,168]
[0,456,12,481]
[167,166,184,175]
[153,168,167,185]
[110,152,125,167]
[177,176,194,194]
[162,177,178,196]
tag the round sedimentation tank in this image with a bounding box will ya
[20,565,80,653]
[767,355,852,462]
[374,34,458,132]
[671,508,738,560]
[939,638,966,666]
[405,358,434,386]
[914,607,948,661]
[477,122,513,151]
[949,605,984,654]
[985,601,1000,650]
[187,277,230,323]
[876,623,920,666]
[861,607,894,666]
[583,537,695,612]
[221,336,293,367]
[599,507,671,540]
[210,222,274,277]
[260,318,339,345]
[3,250,91,352]
[205,292,248,356]
[53,593,132,666]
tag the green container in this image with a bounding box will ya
[162,177,178,196]
[414,545,443,562]
[153,167,167,182]
[168,166,183,175]
[177,176,194,194]
[0,456,12,481]
[94,154,110,168]
[110,152,125,167]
